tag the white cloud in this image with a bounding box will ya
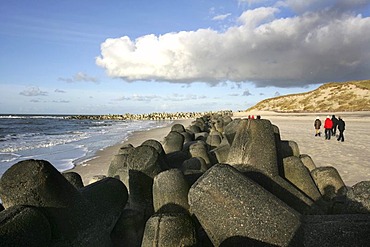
[238,0,268,6]
[58,72,99,83]
[243,90,252,96]
[212,13,232,21]
[52,100,70,103]
[55,89,66,93]
[283,0,369,14]
[19,86,48,96]
[96,4,370,88]
[115,94,160,102]
[114,93,207,102]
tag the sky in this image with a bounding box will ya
[1,0,369,115]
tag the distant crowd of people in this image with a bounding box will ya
[314,115,345,142]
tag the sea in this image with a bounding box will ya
[0,115,172,178]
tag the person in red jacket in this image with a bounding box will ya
[324,115,333,140]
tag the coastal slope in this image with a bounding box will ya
[247,80,370,113]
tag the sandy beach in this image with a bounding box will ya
[70,119,193,185]
[70,112,370,187]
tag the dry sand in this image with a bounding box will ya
[70,112,370,187]
[235,111,370,186]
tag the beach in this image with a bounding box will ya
[70,119,193,185]
[70,112,370,187]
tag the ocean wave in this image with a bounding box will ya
[0,152,20,163]
[0,115,66,119]
[0,132,90,153]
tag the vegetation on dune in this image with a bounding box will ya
[247,79,370,113]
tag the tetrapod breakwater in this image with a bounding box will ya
[1,114,369,246]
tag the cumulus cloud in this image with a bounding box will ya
[283,0,369,14]
[59,72,99,83]
[96,1,370,88]
[20,86,48,96]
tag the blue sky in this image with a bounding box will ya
[1,0,369,114]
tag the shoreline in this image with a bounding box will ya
[68,111,370,186]
[68,119,193,185]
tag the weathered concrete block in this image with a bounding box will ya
[283,156,322,201]
[0,159,125,246]
[108,153,130,190]
[206,130,222,149]
[142,139,166,158]
[0,160,82,210]
[118,143,135,155]
[222,115,233,126]
[246,171,324,215]
[188,164,302,247]
[214,117,225,133]
[272,124,285,177]
[163,131,185,154]
[181,130,195,143]
[63,171,84,189]
[194,132,208,142]
[0,205,51,247]
[153,169,190,213]
[340,181,370,214]
[126,176,155,217]
[111,208,146,247]
[302,214,370,247]
[88,175,106,185]
[166,150,190,170]
[223,119,242,145]
[281,140,300,158]
[127,145,162,179]
[142,139,168,170]
[193,118,207,132]
[141,213,197,247]
[299,154,317,172]
[210,143,230,164]
[79,177,128,229]
[189,141,211,166]
[187,124,201,134]
[182,157,208,175]
[227,119,279,177]
[171,123,186,133]
[311,166,347,200]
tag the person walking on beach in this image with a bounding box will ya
[331,115,338,136]
[314,117,321,137]
[337,116,345,142]
[324,116,333,140]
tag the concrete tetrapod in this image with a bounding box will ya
[0,159,128,246]
[188,164,302,247]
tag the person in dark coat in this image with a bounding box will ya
[324,116,333,140]
[337,116,345,142]
[331,115,338,136]
[314,117,321,137]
